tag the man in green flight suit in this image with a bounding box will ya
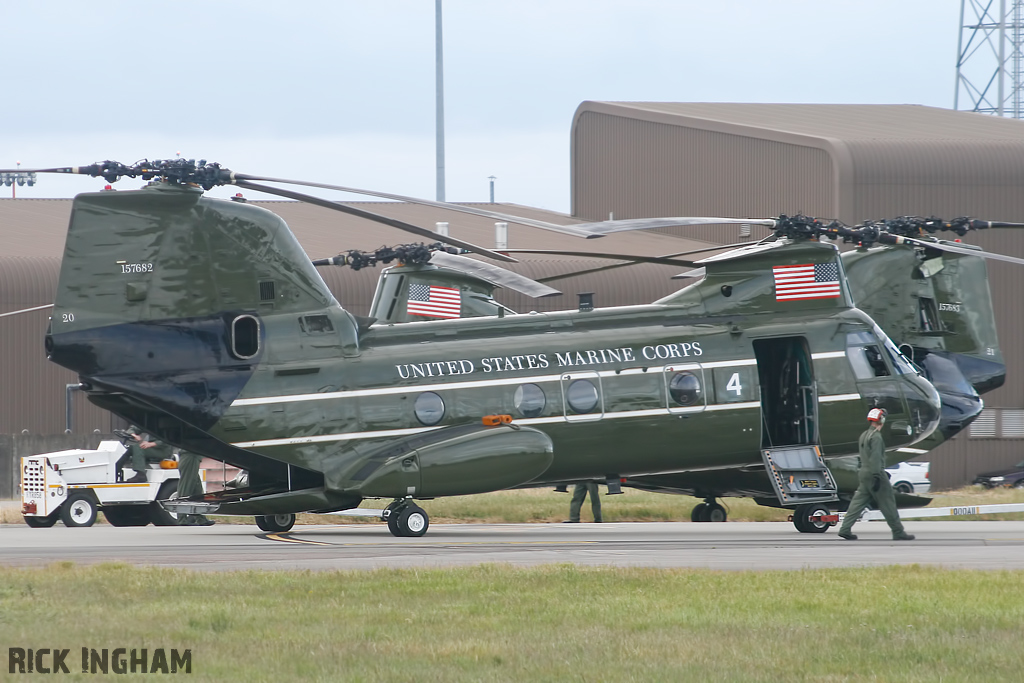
[837,408,915,541]
[565,482,602,523]
[118,426,172,484]
[176,450,214,526]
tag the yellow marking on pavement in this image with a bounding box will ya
[263,533,333,546]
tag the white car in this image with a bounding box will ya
[885,461,931,495]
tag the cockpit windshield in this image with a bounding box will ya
[845,328,919,380]
[878,333,918,375]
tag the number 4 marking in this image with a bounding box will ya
[727,372,743,395]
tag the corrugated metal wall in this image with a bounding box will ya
[572,111,836,233]
[0,257,115,435]
[848,140,1024,222]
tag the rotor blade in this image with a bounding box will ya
[0,165,99,174]
[232,180,517,263]
[232,173,596,238]
[428,252,561,298]
[671,268,707,280]
[231,173,777,239]
[569,217,777,237]
[497,249,700,268]
[898,236,1024,266]
[0,303,53,318]
[522,243,753,285]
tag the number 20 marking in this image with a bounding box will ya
[61,313,75,323]
[726,372,743,395]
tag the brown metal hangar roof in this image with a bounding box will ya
[572,102,1024,229]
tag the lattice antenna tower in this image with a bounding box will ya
[955,0,1024,118]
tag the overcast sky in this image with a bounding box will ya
[2,1,965,212]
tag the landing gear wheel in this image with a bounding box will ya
[255,514,296,533]
[24,511,59,528]
[703,502,727,523]
[384,500,405,536]
[793,504,833,533]
[150,481,181,526]
[690,503,708,522]
[387,510,403,537]
[103,506,151,527]
[60,493,97,527]
[395,505,429,537]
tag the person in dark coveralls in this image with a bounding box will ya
[176,450,214,526]
[837,408,915,541]
[565,482,602,523]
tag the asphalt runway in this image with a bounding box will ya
[4,519,1024,571]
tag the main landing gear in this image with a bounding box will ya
[383,499,430,537]
[691,497,727,523]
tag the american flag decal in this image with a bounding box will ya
[407,284,462,318]
[773,262,841,301]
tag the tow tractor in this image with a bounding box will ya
[20,440,204,528]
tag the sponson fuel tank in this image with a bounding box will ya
[344,424,554,498]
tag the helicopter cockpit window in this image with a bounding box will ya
[230,315,260,360]
[299,315,334,335]
[514,384,546,418]
[845,331,889,379]
[566,379,600,414]
[875,327,917,375]
[414,392,445,426]
[668,372,702,406]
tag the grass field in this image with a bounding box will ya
[2,563,1023,682]
[5,484,1024,526]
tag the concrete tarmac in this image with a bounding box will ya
[3,519,1024,571]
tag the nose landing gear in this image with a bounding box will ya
[791,503,834,533]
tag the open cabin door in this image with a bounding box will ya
[754,337,817,448]
[753,337,838,506]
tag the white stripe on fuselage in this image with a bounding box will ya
[231,355,849,408]
[227,353,859,448]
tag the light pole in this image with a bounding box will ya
[488,176,496,203]
[1,162,37,199]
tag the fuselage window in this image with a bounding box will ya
[668,372,702,406]
[918,297,941,332]
[299,315,334,334]
[231,315,260,359]
[566,379,599,414]
[414,392,445,426]
[514,383,546,418]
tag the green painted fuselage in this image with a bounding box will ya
[46,185,942,512]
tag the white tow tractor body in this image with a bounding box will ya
[20,440,205,528]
